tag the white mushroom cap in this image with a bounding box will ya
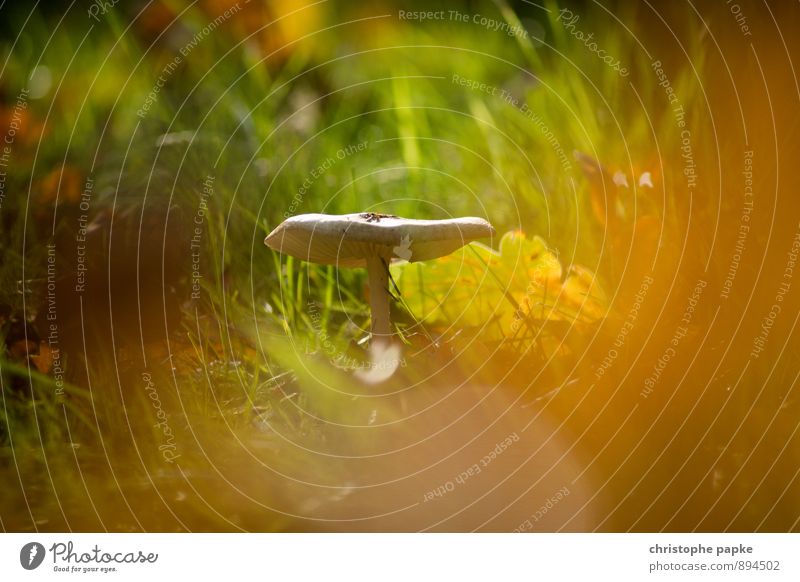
[264,213,495,267]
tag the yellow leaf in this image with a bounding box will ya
[391,231,606,351]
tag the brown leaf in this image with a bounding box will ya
[31,342,53,374]
[37,164,83,205]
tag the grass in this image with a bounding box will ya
[1,0,797,532]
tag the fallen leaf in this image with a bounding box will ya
[31,341,53,373]
[391,231,607,352]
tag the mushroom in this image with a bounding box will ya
[264,212,495,349]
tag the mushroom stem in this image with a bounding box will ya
[366,254,391,348]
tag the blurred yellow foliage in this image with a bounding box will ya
[392,231,607,344]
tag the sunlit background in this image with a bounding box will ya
[1,0,798,531]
